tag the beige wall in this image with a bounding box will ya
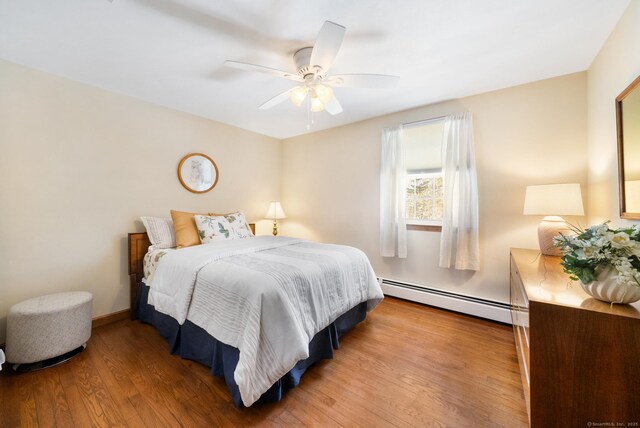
[587,0,640,225]
[5,1,638,343]
[0,60,281,342]
[281,73,587,303]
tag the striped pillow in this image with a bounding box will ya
[140,217,176,250]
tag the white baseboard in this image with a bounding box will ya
[380,278,512,324]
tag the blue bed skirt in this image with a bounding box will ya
[134,284,367,407]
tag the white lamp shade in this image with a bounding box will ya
[314,84,333,104]
[523,183,584,216]
[265,202,286,220]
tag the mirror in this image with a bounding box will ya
[177,153,219,193]
[617,75,640,219]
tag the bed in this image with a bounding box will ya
[127,227,383,407]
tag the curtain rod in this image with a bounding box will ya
[402,115,446,128]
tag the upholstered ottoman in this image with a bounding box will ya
[6,291,92,370]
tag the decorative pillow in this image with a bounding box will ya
[170,209,220,248]
[143,248,170,282]
[140,217,176,249]
[194,212,253,244]
[224,211,253,238]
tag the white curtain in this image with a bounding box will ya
[439,113,480,270]
[380,125,407,258]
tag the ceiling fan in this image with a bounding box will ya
[224,21,399,115]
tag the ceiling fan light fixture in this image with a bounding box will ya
[290,86,308,107]
[314,84,333,104]
[310,95,325,112]
[225,21,398,118]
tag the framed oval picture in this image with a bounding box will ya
[177,153,219,193]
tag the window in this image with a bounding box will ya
[405,173,444,223]
[403,119,445,226]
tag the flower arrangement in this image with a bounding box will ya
[553,222,640,288]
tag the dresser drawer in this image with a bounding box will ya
[514,322,530,383]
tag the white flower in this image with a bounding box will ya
[630,241,640,258]
[555,222,640,289]
[594,234,613,248]
[613,258,640,287]
[575,247,595,259]
[610,232,631,248]
[591,224,610,236]
[577,239,592,248]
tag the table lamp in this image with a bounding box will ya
[265,201,286,236]
[523,183,584,256]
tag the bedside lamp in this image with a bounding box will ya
[265,201,286,236]
[523,183,584,256]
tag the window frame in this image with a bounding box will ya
[404,171,444,227]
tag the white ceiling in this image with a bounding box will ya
[0,0,630,139]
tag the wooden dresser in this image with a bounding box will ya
[510,248,640,427]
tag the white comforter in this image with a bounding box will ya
[147,236,383,406]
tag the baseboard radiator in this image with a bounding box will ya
[379,278,512,324]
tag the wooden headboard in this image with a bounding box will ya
[128,232,151,318]
[128,232,151,284]
[128,223,256,319]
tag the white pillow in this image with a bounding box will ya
[194,212,252,244]
[224,211,253,238]
[140,217,176,249]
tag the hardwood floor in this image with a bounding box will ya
[0,297,528,427]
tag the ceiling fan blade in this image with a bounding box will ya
[309,21,345,74]
[224,61,302,82]
[327,74,400,88]
[324,96,343,115]
[259,88,293,109]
